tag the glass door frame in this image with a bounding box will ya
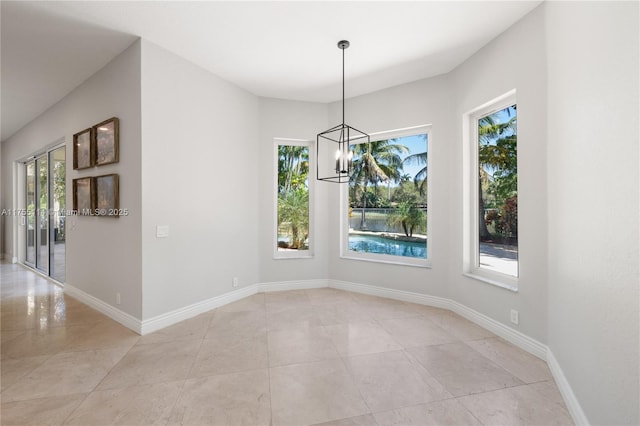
[22,143,66,282]
[25,159,37,268]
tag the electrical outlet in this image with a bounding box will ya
[156,225,169,238]
[510,309,519,325]
[232,277,239,287]
[116,292,121,305]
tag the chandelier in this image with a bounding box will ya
[317,40,370,183]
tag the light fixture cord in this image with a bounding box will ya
[342,45,345,126]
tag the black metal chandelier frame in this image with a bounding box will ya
[317,40,370,183]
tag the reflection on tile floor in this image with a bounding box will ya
[0,262,574,425]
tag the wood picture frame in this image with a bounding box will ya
[93,173,119,217]
[73,177,93,215]
[93,117,119,166]
[73,128,93,170]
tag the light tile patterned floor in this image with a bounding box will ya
[1,262,574,425]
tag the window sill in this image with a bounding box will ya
[341,253,431,269]
[463,272,518,292]
[273,253,314,260]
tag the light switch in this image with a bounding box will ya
[156,225,169,238]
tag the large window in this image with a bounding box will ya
[275,139,312,258]
[342,126,431,267]
[464,91,518,288]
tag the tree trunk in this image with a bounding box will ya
[361,180,368,230]
[479,175,491,240]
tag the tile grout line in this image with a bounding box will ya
[265,300,275,426]
[1,279,572,425]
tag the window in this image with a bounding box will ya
[274,139,312,258]
[341,126,431,267]
[464,91,518,289]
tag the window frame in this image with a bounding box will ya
[273,138,314,260]
[340,125,432,268]
[462,90,518,291]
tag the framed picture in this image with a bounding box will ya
[93,117,119,166]
[93,174,119,217]
[73,128,93,169]
[73,177,93,215]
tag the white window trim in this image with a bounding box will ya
[340,125,432,268]
[462,90,518,291]
[273,138,314,260]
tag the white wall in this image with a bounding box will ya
[2,5,638,422]
[140,41,260,319]
[449,5,548,343]
[326,5,549,346]
[545,2,639,424]
[0,41,143,318]
[327,74,453,299]
[258,98,330,283]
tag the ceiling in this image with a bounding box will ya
[1,1,542,141]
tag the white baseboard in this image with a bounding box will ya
[140,284,258,335]
[450,300,547,360]
[330,279,450,310]
[140,280,328,335]
[137,280,329,335]
[65,283,142,334]
[65,280,327,336]
[547,349,590,425]
[258,279,329,292]
[63,276,585,426]
[329,279,586,425]
[330,279,545,359]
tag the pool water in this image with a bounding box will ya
[348,234,427,259]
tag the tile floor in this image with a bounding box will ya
[1,262,574,425]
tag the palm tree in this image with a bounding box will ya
[387,199,425,237]
[277,189,309,249]
[350,140,408,229]
[277,145,310,249]
[399,173,412,184]
[478,109,517,240]
[278,145,309,195]
[401,134,428,195]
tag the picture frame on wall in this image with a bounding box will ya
[93,173,119,217]
[93,117,119,166]
[73,128,93,170]
[73,177,93,215]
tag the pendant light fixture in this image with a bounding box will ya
[317,40,370,183]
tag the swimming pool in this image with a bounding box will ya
[348,234,427,259]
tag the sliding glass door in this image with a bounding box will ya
[25,161,36,266]
[50,146,66,282]
[36,155,49,272]
[24,145,66,282]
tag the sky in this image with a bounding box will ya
[394,134,427,182]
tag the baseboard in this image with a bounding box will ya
[330,279,545,359]
[65,283,142,334]
[546,349,590,425]
[63,275,547,363]
[140,284,258,335]
[330,279,451,310]
[64,276,586,425]
[450,300,547,360]
[258,279,329,292]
